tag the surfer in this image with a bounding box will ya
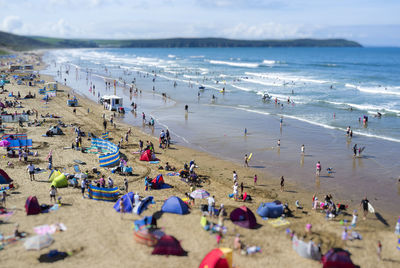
[360,196,369,220]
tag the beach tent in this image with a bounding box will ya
[0,169,12,184]
[25,196,41,215]
[199,248,233,268]
[51,174,68,188]
[140,150,154,161]
[230,206,257,229]
[133,196,154,215]
[48,170,61,182]
[151,174,165,189]
[292,235,321,261]
[257,202,284,218]
[321,248,356,268]
[152,235,185,256]
[161,196,189,215]
[134,216,157,231]
[88,185,119,201]
[113,192,134,213]
[133,229,158,247]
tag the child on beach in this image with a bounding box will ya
[280,176,284,192]
[254,175,257,186]
[50,185,57,203]
[27,162,35,181]
[377,241,382,261]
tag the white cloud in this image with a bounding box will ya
[222,22,312,39]
[1,16,23,32]
[51,19,72,37]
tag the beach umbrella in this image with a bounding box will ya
[190,189,210,199]
[24,234,54,250]
[0,140,10,147]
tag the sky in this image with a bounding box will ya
[1,0,400,46]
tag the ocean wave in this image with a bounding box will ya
[345,83,400,96]
[209,60,260,68]
[245,72,329,84]
[323,100,400,115]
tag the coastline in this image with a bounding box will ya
[42,49,400,215]
[0,51,399,267]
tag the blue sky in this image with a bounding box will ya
[1,0,399,46]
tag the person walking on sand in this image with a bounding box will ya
[1,191,6,208]
[316,161,321,176]
[27,162,35,181]
[50,185,57,203]
[233,171,238,183]
[377,241,382,261]
[120,197,125,219]
[81,178,86,198]
[280,176,285,192]
[207,195,215,217]
[244,154,249,167]
[360,196,369,220]
[124,178,128,192]
[254,174,257,186]
[103,119,107,131]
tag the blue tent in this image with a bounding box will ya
[134,216,157,231]
[257,202,283,218]
[133,196,154,215]
[161,196,189,215]
[114,192,134,213]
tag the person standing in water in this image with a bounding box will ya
[301,144,305,155]
[316,161,321,176]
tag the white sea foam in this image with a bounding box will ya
[209,60,259,68]
[345,83,400,96]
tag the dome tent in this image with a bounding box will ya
[229,206,257,229]
[257,202,283,218]
[161,196,189,215]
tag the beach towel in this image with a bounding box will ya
[149,161,160,164]
[34,223,67,235]
[166,172,180,176]
[267,218,290,227]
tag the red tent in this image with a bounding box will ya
[229,206,257,229]
[140,150,153,161]
[152,235,185,256]
[25,196,41,215]
[151,174,164,189]
[199,248,233,268]
[322,248,356,268]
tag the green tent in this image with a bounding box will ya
[51,174,68,188]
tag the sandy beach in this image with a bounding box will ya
[0,52,399,267]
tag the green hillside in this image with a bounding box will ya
[0,30,362,50]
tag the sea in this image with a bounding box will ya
[42,47,400,214]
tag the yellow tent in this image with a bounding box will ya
[48,170,61,182]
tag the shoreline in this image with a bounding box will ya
[42,51,400,215]
[0,52,399,267]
